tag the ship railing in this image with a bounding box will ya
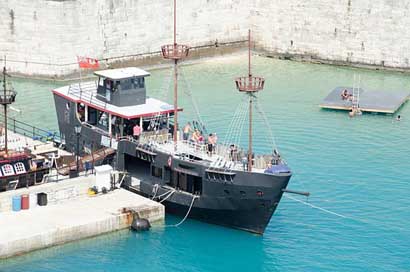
[68,81,107,109]
[139,129,171,145]
[207,145,285,172]
[0,113,61,144]
[176,140,208,158]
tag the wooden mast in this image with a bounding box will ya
[247,30,253,172]
[173,0,178,149]
[2,63,7,155]
[161,0,190,151]
[234,30,265,172]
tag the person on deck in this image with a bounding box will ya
[264,162,273,174]
[207,134,214,155]
[191,129,200,143]
[396,115,401,121]
[229,144,237,161]
[212,133,218,153]
[242,156,248,171]
[183,122,192,141]
[133,124,141,140]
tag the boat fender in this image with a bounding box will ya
[131,214,151,232]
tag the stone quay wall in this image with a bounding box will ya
[0,0,409,78]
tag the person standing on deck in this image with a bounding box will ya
[183,122,192,141]
[212,133,218,154]
[207,134,214,156]
[133,123,141,140]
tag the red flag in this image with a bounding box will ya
[77,56,99,69]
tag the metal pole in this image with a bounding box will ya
[173,59,178,150]
[76,133,80,174]
[248,94,252,172]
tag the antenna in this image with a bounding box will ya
[161,0,190,151]
[234,30,265,172]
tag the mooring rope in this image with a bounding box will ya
[284,194,349,219]
[166,195,199,228]
[159,189,175,203]
[151,184,160,200]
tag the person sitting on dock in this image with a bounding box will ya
[341,89,350,100]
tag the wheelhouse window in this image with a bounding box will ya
[76,103,85,122]
[86,106,109,131]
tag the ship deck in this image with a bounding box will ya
[0,130,71,157]
[153,140,269,173]
[319,87,410,114]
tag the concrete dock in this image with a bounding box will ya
[320,87,410,114]
[0,178,164,259]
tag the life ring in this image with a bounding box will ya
[167,156,172,167]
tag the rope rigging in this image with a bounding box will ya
[222,95,248,148]
[253,96,277,151]
[180,65,207,134]
[148,68,174,132]
[222,92,278,159]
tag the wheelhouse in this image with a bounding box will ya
[52,67,182,153]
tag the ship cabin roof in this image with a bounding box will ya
[53,66,182,120]
[52,85,181,120]
[94,67,150,80]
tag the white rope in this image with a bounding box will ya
[223,97,245,143]
[159,189,175,203]
[232,97,249,148]
[254,97,277,150]
[151,184,159,200]
[168,195,199,227]
[223,96,248,147]
[153,187,173,199]
[149,68,173,131]
[180,66,205,128]
[284,194,348,219]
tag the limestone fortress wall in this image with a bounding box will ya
[0,0,409,78]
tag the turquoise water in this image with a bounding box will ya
[1,55,410,271]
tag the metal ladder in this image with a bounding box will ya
[352,75,362,115]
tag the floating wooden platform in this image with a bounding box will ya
[319,87,410,114]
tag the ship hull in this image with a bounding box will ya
[119,140,291,234]
[138,179,289,234]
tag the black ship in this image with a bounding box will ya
[52,1,307,234]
